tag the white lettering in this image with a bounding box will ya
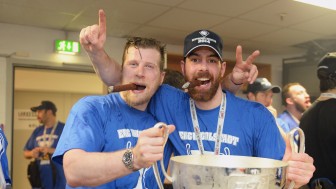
[179,131,239,146]
[117,129,131,138]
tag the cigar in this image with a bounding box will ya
[181,80,202,89]
[108,83,145,93]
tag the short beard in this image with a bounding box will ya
[187,72,222,102]
[121,90,151,108]
[294,101,307,113]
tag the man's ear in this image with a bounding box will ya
[247,92,255,101]
[160,71,166,84]
[285,97,293,105]
[180,60,186,76]
[220,61,226,78]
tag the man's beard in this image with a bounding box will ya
[122,90,151,108]
[187,71,222,102]
[294,101,308,113]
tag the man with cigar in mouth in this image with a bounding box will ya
[76,9,315,188]
[53,37,175,188]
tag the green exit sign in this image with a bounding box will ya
[55,40,80,54]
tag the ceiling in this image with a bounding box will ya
[1,0,336,56]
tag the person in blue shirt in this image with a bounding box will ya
[24,101,66,189]
[278,82,311,132]
[79,9,315,189]
[52,36,175,189]
[0,123,11,188]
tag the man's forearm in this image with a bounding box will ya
[64,149,133,187]
[89,50,122,86]
[222,73,242,94]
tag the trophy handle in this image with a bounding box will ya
[152,122,172,189]
[287,127,305,189]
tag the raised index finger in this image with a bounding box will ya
[98,9,106,38]
[235,45,243,66]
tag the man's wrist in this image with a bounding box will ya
[230,74,243,85]
[122,148,139,171]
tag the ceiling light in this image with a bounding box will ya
[294,0,336,11]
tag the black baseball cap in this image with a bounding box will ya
[245,78,281,94]
[317,52,336,79]
[31,101,57,113]
[183,30,223,61]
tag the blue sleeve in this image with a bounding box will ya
[253,105,286,160]
[149,84,187,125]
[52,97,106,164]
[0,129,11,184]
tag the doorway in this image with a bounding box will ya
[12,67,104,189]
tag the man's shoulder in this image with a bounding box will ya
[226,91,264,108]
[278,111,289,119]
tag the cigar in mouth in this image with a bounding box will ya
[108,83,146,93]
[181,80,203,89]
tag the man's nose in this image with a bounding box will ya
[136,65,145,77]
[199,60,208,70]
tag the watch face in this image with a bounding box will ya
[123,149,134,169]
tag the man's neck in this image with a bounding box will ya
[286,107,301,122]
[44,117,57,128]
[317,88,336,101]
[194,87,223,110]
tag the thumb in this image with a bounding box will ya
[167,125,175,135]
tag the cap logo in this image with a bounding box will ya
[191,30,216,44]
[261,79,271,87]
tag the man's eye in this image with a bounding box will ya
[145,65,154,69]
[190,58,200,62]
[129,63,137,67]
[209,59,219,63]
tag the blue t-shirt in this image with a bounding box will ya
[0,128,11,185]
[24,121,66,189]
[278,110,299,132]
[52,93,172,189]
[149,84,285,160]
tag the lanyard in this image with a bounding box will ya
[42,122,57,147]
[320,93,336,99]
[189,94,226,155]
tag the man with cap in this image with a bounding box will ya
[245,77,281,117]
[245,77,287,138]
[300,52,336,188]
[24,101,66,189]
[79,10,315,188]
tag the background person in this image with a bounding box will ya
[245,77,281,117]
[0,124,11,188]
[278,82,311,133]
[162,69,185,90]
[244,77,287,138]
[23,101,66,189]
[300,52,336,188]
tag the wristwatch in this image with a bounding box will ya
[122,149,135,171]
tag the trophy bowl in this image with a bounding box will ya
[166,155,287,189]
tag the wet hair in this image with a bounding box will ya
[121,37,166,71]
